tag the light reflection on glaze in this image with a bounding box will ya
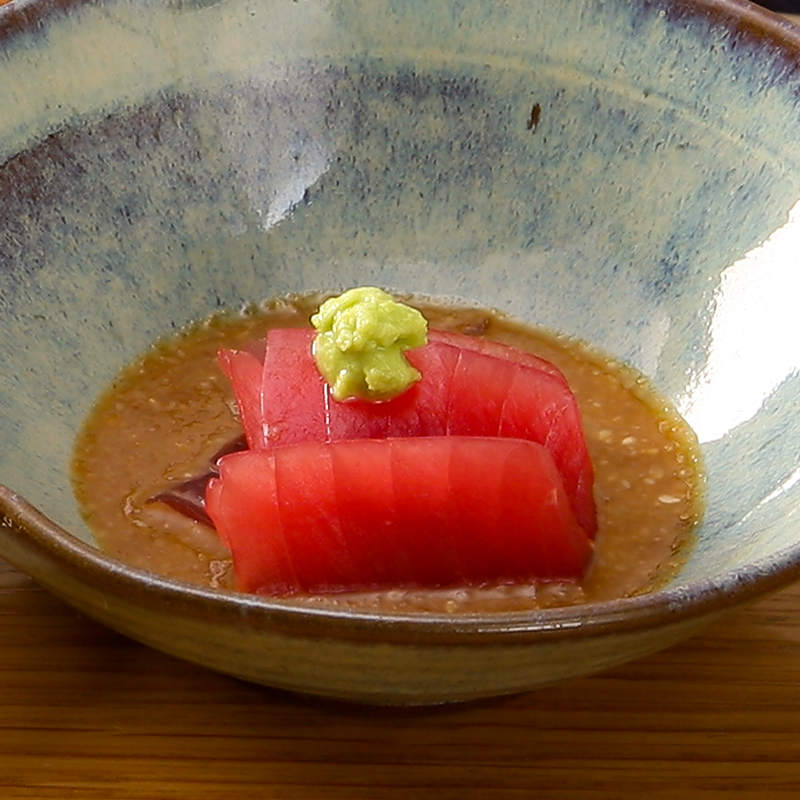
[679,199,800,443]
[759,464,800,508]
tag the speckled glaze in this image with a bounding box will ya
[1,0,800,703]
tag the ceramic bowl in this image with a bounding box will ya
[2,0,800,705]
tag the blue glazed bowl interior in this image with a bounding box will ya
[2,0,800,595]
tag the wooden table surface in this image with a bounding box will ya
[2,556,800,799]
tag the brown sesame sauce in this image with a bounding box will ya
[71,295,703,612]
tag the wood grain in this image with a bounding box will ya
[1,556,800,799]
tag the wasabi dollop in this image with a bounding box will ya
[311,287,428,402]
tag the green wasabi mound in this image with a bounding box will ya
[311,287,428,402]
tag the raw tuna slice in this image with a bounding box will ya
[219,327,596,536]
[206,437,593,595]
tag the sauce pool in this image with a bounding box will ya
[71,295,703,613]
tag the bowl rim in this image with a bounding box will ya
[2,0,800,52]
[2,0,800,648]
[4,483,800,646]
[0,0,800,45]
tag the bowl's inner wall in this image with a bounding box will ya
[1,0,800,587]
